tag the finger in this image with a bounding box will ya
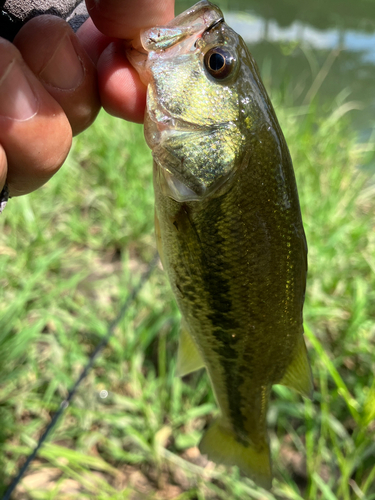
[77,17,114,65]
[86,0,175,39]
[0,145,6,192]
[0,38,72,196]
[97,41,146,123]
[13,15,100,136]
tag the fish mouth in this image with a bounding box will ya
[141,1,223,52]
[127,0,224,85]
[140,0,224,52]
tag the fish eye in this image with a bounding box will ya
[204,46,236,80]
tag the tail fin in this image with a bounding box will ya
[199,419,272,490]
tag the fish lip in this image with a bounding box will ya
[127,2,225,85]
[202,17,224,35]
[130,1,224,54]
[147,0,223,41]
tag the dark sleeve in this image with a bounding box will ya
[0,0,89,41]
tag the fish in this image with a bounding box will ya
[127,0,313,489]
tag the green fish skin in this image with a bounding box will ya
[128,0,313,489]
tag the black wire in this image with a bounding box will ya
[2,252,159,500]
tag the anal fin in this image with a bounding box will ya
[176,322,205,377]
[279,333,313,398]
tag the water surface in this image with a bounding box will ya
[176,0,375,143]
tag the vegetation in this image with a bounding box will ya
[0,83,374,498]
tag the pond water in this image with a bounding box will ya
[176,0,375,143]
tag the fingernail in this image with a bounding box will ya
[0,59,38,120]
[40,35,84,90]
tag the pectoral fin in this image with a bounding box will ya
[279,334,313,398]
[154,210,165,268]
[176,323,205,377]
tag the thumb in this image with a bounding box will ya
[86,0,175,39]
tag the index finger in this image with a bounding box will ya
[86,0,175,39]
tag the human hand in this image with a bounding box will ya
[0,0,174,198]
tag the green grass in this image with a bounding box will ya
[0,92,374,499]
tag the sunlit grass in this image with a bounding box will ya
[0,98,374,499]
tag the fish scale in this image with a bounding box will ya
[128,0,313,489]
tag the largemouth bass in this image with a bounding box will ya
[128,0,313,489]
